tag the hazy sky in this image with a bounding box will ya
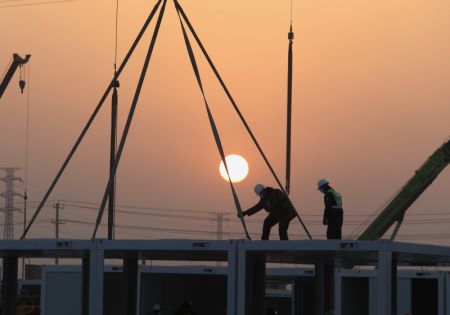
[1,0,450,244]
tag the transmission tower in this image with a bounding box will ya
[0,168,22,239]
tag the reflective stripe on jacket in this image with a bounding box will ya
[327,189,343,209]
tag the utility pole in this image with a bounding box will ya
[216,213,224,267]
[0,168,22,239]
[52,202,65,265]
[216,213,223,241]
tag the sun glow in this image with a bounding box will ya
[219,154,249,183]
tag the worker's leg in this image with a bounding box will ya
[262,215,278,240]
[278,217,292,240]
[327,210,343,239]
[336,209,343,239]
[327,225,339,240]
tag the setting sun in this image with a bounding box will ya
[219,154,249,183]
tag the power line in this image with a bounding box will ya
[31,200,450,225]
[63,218,217,237]
[11,215,450,242]
[59,199,225,214]
[0,0,80,9]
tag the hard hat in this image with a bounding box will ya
[317,179,329,190]
[254,184,265,195]
[153,304,162,311]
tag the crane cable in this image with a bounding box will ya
[114,0,119,73]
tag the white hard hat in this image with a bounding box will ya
[153,304,162,311]
[254,184,265,195]
[317,179,329,190]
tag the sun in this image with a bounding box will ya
[219,154,249,183]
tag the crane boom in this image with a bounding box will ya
[0,53,31,99]
[358,139,450,240]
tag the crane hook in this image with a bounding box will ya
[19,79,26,94]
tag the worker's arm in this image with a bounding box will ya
[243,201,264,217]
[322,210,328,225]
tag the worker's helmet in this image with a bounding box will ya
[254,184,265,195]
[153,304,162,311]
[317,179,329,190]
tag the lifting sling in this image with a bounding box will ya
[23,0,312,241]
[175,0,311,239]
[175,8,251,240]
[285,25,294,196]
[92,0,167,238]
[21,0,164,239]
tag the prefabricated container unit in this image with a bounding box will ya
[335,268,446,315]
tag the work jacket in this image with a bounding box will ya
[245,187,295,219]
[323,188,343,224]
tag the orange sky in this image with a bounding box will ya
[1,0,450,244]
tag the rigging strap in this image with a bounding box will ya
[286,25,294,195]
[21,0,163,239]
[92,0,167,239]
[175,8,251,240]
[175,0,311,239]
[174,0,284,192]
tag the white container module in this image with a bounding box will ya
[335,268,445,315]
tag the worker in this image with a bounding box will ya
[317,179,343,239]
[240,184,296,240]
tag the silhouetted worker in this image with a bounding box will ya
[240,184,296,240]
[317,179,343,239]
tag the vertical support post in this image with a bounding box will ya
[315,262,334,315]
[53,202,64,264]
[334,269,342,315]
[108,82,119,240]
[327,264,335,314]
[445,273,450,315]
[1,257,18,315]
[377,248,393,315]
[245,252,266,315]
[122,253,138,315]
[82,256,90,315]
[315,262,325,315]
[293,279,301,315]
[89,241,104,315]
[227,240,238,315]
[237,244,265,315]
[236,242,246,315]
[391,254,397,315]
